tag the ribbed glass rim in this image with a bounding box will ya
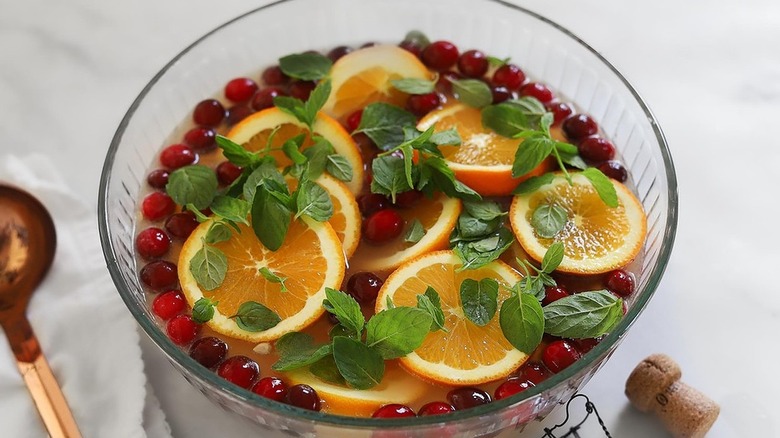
[98,0,678,429]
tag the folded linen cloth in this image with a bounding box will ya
[0,154,171,438]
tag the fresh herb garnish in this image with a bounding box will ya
[391,77,437,95]
[499,291,544,353]
[294,179,333,221]
[332,336,385,390]
[416,287,447,332]
[487,55,510,67]
[250,180,293,251]
[449,199,514,270]
[453,228,515,271]
[166,165,218,210]
[203,221,233,245]
[404,219,425,243]
[581,167,619,208]
[543,290,623,338]
[514,242,565,301]
[451,79,493,108]
[189,241,227,291]
[322,288,365,336]
[356,102,418,150]
[278,52,332,81]
[191,297,218,324]
[513,173,555,195]
[209,196,250,226]
[325,154,354,182]
[273,80,332,130]
[402,30,431,49]
[272,332,332,371]
[531,203,568,239]
[230,301,282,332]
[459,278,499,326]
[365,306,433,359]
[258,267,289,293]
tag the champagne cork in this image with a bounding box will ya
[625,354,719,438]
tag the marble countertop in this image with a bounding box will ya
[2,0,779,436]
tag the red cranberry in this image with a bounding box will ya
[346,272,383,304]
[193,99,225,127]
[491,85,514,104]
[406,92,441,117]
[398,40,423,58]
[598,160,628,182]
[495,378,534,400]
[217,356,259,389]
[421,41,459,71]
[140,260,178,291]
[518,361,549,385]
[562,114,599,141]
[327,45,353,62]
[152,290,186,320]
[519,82,554,103]
[136,227,170,260]
[261,66,288,86]
[457,50,488,78]
[447,387,491,410]
[542,285,570,306]
[393,190,423,208]
[436,71,461,94]
[418,401,454,416]
[289,81,316,100]
[146,169,169,189]
[345,109,363,132]
[251,86,287,111]
[226,105,254,126]
[578,137,615,163]
[252,376,288,402]
[492,64,526,91]
[183,127,216,151]
[142,192,175,221]
[166,314,200,346]
[357,193,389,217]
[372,404,416,418]
[160,144,197,169]
[285,384,321,411]
[189,336,228,369]
[165,212,199,239]
[605,269,635,297]
[363,209,404,244]
[216,161,243,186]
[545,101,573,126]
[225,77,258,103]
[575,338,600,353]
[543,340,582,373]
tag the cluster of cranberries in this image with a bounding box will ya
[357,190,423,244]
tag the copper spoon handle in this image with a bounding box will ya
[3,316,82,438]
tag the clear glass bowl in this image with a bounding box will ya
[98,0,678,436]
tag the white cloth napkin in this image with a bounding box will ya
[0,154,171,438]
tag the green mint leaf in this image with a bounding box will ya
[210,195,250,225]
[417,287,447,332]
[251,183,292,251]
[294,180,333,221]
[304,79,331,126]
[192,297,218,324]
[323,288,365,336]
[582,168,619,208]
[243,162,286,203]
[454,227,514,271]
[186,204,209,222]
[231,301,281,332]
[278,52,332,81]
[508,97,547,115]
[332,336,384,390]
[456,212,501,240]
[430,129,461,146]
[386,296,395,309]
[558,145,588,170]
[272,332,332,371]
[519,276,546,301]
[459,278,499,326]
[189,244,227,291]
[309,354,346,385]
[258,267,288,293]
[539,272,557,287]
[215,135,258,167]
[404,219,425,244]
[356,102,417,151]
[325,154,353,182]
[302,136,336,181]
[543,290,623,338]
[513,173,555,195]
[281,134,308,165]
[531,203,568,239]
[487,55,510,67]
[329,323,358,340]
[391,77,436,95]
[401,144,415,189]
[481,104,533,138]
[499,293,544,353]
[204,221,232,244]
[166,165,218,210]
[417,156,481,201]
[371,155,414,203]
[365,307,433,359]
[451,79,493,108]
[403,30,430,49]
[512,134,555,178]
[463,200,506,221]
[273,95,309,124]
[541,242,565,274]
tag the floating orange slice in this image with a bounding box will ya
[509,172,647,275]
[178,217,345,342]
[375,251,526,386]
[417,104,558,197]
[227,107,364,194]
[323,44,434,121]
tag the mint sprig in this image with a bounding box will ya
[543,290,623,338]
[450,200,514,270]
[515,242,565,301]
[274,80,331,131]
[258,267,289,293]
[356,102,418,150]
[166,165,218,210]
[451,79,493,108]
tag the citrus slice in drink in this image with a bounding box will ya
[375,251,526,386]
[227,107,364,194]
[285,174,361,259]
[417,103,557,196]
[509,172,647,275]
[348,193,461,273]
[178,216,345,342]
[322,44,434,120]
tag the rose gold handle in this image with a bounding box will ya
[17,353,82,438]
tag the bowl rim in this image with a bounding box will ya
[98,0,679,429]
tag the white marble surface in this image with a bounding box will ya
[2,0,779,436]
